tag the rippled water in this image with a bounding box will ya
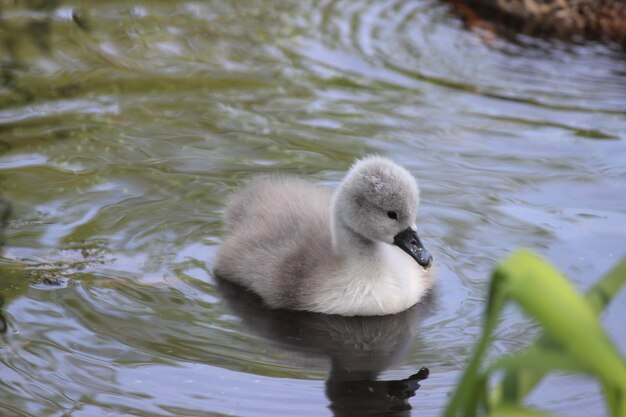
[1,1,625,416]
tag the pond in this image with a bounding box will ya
[1,1,625,416]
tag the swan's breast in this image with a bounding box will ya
[307,244,430,316]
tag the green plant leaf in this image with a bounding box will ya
[493,254,626,404]
[488,405,556,417]
[586,256,626,315]
[493,251,626,389]
[442,252,511,417]
[490,347,591,376]
[602,379,626,417]
[443,252,626,417]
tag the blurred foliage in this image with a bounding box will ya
[443,250,626,417]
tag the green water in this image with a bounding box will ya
[1,1,625,416]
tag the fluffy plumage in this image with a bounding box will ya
[213,156,435,316]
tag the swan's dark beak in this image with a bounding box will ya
[393,227,433,270]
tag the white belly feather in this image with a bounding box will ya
[308,243,429,316]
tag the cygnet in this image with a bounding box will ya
[213,156,434,316]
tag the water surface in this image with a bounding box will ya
[1,1,625,416]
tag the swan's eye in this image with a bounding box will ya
[387,211,398,220]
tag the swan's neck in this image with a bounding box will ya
[331,213,376,259]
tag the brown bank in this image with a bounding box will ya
[447,0,626,43]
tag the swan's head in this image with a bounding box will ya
[333,156,432,269]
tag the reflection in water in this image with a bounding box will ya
[217,278,434,416]
[327,368,429,417]
[0,0,61,107]
[0,183,8,252]
[0,295,5,333]
[0,141,10,332]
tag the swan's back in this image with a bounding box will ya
[214,177,334,308]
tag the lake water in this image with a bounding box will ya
[1,1,625,416]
